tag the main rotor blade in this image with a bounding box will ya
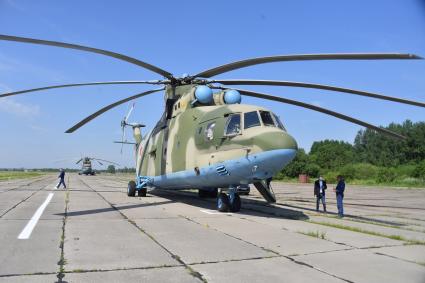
[65,88,164,133]
[195,53,422,78]
[92,158,119,166]
[0,34,174,79]
[231,88,406,140]
[213,79,425,108]
[75,158,82,164]
[0,80,166,98]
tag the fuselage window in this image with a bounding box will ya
[244,111,261,129]
[225,114,241,136]
[273,113,286,131]
[259,111,276,127]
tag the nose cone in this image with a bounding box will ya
[255,129,298,152]
[251,130,298,178]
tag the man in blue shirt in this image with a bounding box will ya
[334,175,345,217]
[56,168,67,189]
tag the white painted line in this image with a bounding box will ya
[200,209,232,215]
[18,193,54,239]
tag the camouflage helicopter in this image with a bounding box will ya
[76,157,119,176]
[1,34,424,212]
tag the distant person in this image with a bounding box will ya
[56,168,67,189]
[314,175,327,212]
[334,175,345,217]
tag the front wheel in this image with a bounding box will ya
[127,181,136,197]
[217,193,230,212]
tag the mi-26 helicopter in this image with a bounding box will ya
[1,34,423,212]
[76,157,119,176]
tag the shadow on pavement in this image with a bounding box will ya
[149,189,309,220]
[55,200,174,217]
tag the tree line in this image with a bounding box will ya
[277,120,425,186]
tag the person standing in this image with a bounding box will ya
[335,175,345,217]
[56,168,67,189]
[314,176,327,212]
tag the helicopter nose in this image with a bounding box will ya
[254,129,298,152]
[250,130,298,179]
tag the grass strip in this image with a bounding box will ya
[308,220,425,245]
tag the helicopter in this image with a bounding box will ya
[76,156,119,176]
[0,34,423,212]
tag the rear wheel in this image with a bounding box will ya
[127,181,136,197]
[217,193,230,212]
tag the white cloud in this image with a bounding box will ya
[0,98,40,117]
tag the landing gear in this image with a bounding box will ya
[253,178,276,203]
[229,194,241,212]
[216,187,241,212]
[127,181,136,197]
[138,188,147,197]
[217,193,230,212]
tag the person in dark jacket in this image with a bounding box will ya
[56,168,67,189]
[314,176,327,212]
[334,175,345,217]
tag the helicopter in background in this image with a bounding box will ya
[76,157,119,176]
[0,34,423,212]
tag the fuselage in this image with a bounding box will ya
[135,85,297,189]
[80,159,94,175]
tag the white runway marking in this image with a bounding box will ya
[200,209,232,215]
[18,193,54,240]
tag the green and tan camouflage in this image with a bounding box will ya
[136,84,297,179]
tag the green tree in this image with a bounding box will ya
[354,120,425,166]
[106,165,116,174]
[279,148,319,177]
[413,160,425,179]
[310,140,354,170]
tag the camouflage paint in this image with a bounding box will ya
[136,84,297,179]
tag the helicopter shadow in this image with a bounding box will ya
[55,200,175,217]
[148,189,309,220]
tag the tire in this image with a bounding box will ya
[138,188,147,197]
[217,193,230,212]
[230,194,241,212]
[127,181,136,197]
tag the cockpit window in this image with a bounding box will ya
[244,111,261,129]
[225,114,241,136]
[273,113,286,131]
[259,111,275,127]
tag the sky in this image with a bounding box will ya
[0,0,424,169]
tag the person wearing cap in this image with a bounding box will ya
[314,175,327,212]
[56,168,67,189]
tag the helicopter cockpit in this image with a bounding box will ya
[224,110,286,137]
